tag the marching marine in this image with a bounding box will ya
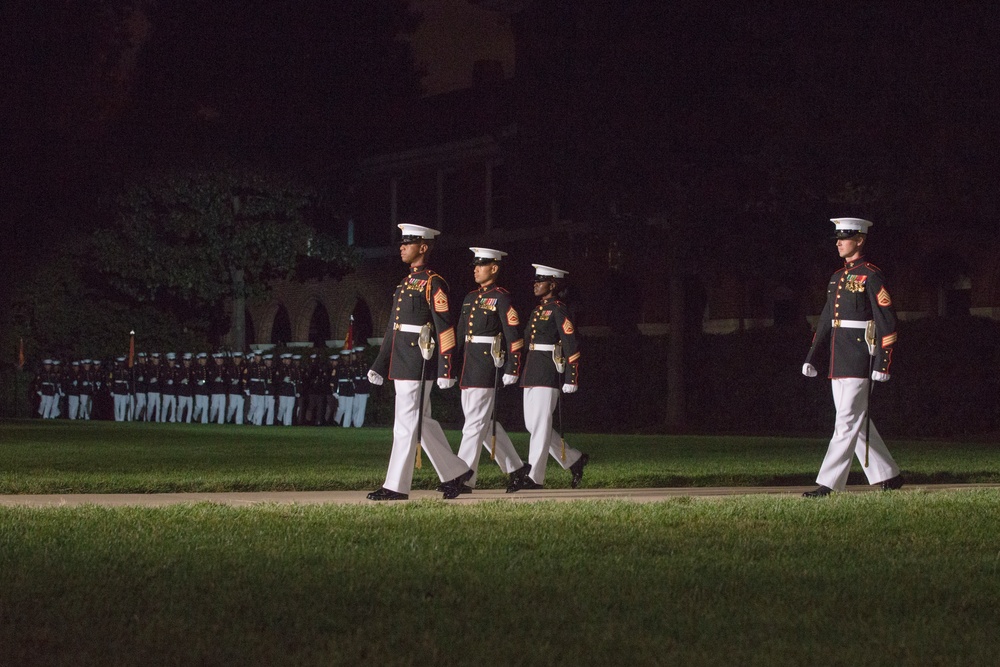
[802,217,903,496]
[455,247,531,492]
[366,223,472,500]
[518,264,589,489]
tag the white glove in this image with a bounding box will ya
[437,378,457,390]
[502,374,518,386]
[561,383,578,394]
[872,370,890,382]
[802,363,818,377]
[367,370,383,386]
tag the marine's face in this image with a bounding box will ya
[534,278,555,299]
[837,235,864,260]
[400,241,426,265]
[474,263,498,286]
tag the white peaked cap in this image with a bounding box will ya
[470,247,507,262]
[398,223,441,240]
[532,264,569,279]
[831,218,874,237]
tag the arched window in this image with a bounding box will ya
[351,299,374,344]
[271,305,292,345]
[245,310,257,346]
[308,302,331,346]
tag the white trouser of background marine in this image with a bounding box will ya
[351,394,368,427]
[177,395,193,423]
[193,395,209,423]
[78,395,91,420]
[227,394,244,424]
[382,380,470,494]
[67,395,80,419]
[522,386,583,485]
[160,394,177,422]
[38,394,55,419]
[210,394,226,424]
[248,394,264,425]
[132,392,146,421]
[335,395,354,427]
[113,393,130,421]
[264,396,275,425]
[458,387,524,487]
[816,377,900,490]
[277,396,296,426]
[146,392,160,421]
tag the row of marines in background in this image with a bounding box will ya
[28,348,370,427]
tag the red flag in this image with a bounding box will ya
[343,315,354,351]
[128,330,135,368]
[17,337,25,370]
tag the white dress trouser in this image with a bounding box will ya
[817,378,900,490]
[193,395,209,423]
[210,394,226,424]
[248,395,264,425]
[523,387,582,485]
[227,394,244,424]
[352,394,368,427]
[177,396,193,423]
[336,396,354,427]
[161,395,177,422]
[264,396,275,425]
[78,395,91,420]
[67,395,80,419]
[383,380,469,494]
[277,396,296,426]
[146,392,160,421]
[132,392,146,421]
[113,393,129,421]
[458,387,524,486]
[39,395,56,418]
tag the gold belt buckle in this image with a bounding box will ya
[832,319,841,328]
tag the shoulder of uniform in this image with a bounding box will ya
[426,270,449,290]
[863,261,883,273]
[493,286,511,295]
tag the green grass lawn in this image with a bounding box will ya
[2,421,1000,665]
[2,493,1000,666]
[1,420,999,494]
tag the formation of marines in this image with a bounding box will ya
[365,224,589,500]
[28,217,904,501]
[30,348,370,427]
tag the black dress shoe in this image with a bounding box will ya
[569,453,590,489]
[519,479,544,490]
[880,475,904,491]
[505,463,532,493]
[802,485,833,498]
[440,470,474,499]
[367,487,408,501]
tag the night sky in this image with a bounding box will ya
[2,1,998,278]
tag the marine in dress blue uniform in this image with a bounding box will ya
[366,224,472,500]
[455,247,531,492]
[802,218,903,496]
[351,346,370,427]
[519,264,589,489]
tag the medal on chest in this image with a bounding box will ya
[844,274,867,293]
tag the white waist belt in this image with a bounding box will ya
[530,343,555,352]
[831,319,870,329]
[466,335,495,344]
[394,323,425,333]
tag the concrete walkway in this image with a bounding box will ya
[1,483,998,507]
